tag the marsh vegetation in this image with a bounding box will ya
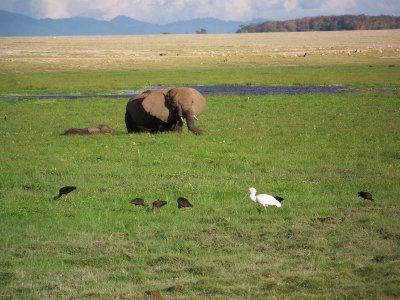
[0,31,399,299]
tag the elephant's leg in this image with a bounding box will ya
[125,111,136,133]
[125,111,145,133]
[151,118,170,133]
[169,120,183,133]
[138,126,152,133]
[185,112,203,135]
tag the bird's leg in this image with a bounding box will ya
[263,206,268,214]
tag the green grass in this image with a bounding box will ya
[1,65,400,95]
[1,92,399,299]
[1,31,399,298]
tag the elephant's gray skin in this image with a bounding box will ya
[64,124,113,135]
[125,87,206,135]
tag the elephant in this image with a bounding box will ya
[125,87,206,135]
[64,124,113,135]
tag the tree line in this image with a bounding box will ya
[237,15,400,33]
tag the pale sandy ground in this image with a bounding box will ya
[0,30,399,71]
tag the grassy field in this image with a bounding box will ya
[0,31,400,299]
[1,30,400,95]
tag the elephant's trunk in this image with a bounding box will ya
[184,111,203,135]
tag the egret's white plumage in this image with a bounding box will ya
[245,187,282,213]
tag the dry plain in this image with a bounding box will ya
[1,30,400,72]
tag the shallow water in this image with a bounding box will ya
[189,85,349,95]
[0,85,349,100]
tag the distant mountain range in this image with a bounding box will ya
[0,10,255,36]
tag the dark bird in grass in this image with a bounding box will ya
[177,197,193,208]
[130,197,147,207]
[144,290,163,299]
[274,196,284,203]
[358,191,374,201]
[152,199,167,210]
[54,186,76,200]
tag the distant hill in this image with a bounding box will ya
[163,18,245,34]
[237,15,400,33]
[0,10,244,36]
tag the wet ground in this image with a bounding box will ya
[189,85,349,95]
[0,85,350,100]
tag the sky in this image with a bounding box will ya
[1,0,400,24]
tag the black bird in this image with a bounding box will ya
[152,199,167,210]
[54,186,76,200]
[358,191,374,201]
[274,196,284,203]
[130,197,147,207]
[177,197,193,208]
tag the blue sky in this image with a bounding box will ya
[1,0,400,24]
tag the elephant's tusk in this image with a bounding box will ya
[180,116,184,122]
[193,115,199,121]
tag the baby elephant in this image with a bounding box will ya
[64,124,113,135]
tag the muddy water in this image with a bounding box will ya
[188,85,349,95]
[0,85,349,100]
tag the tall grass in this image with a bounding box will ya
[1,92,399,298]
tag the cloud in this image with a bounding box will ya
[1,0,400,23]
[299,0,328,10]
[31,0,70,19]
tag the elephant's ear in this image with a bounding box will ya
[189,88,207,116]
[142,89,170,123]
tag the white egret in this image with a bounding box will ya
[244,187,282,213]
